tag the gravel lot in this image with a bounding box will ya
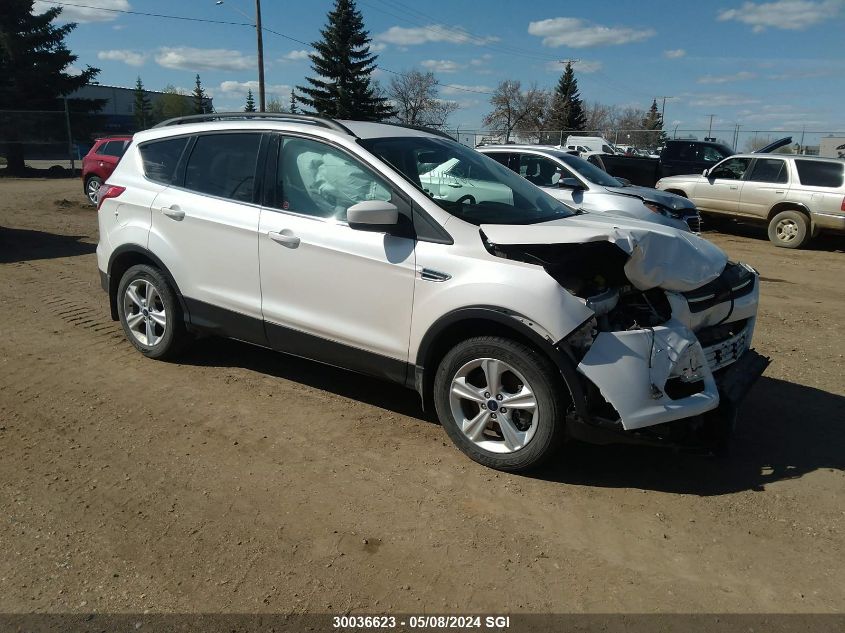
[1,178,843,615]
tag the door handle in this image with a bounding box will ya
[268,230,300,248]
[161,206,185,220]
[729,185,738,189]
[775,190,785,194]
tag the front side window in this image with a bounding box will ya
[485,152,513,170]
[795,160,844,188]
[700,146,728,163]
[748,158,788,184]
[518,154,561,187]
[184,133,261,203]
[139,136,189,185]
[709,157,751,180]
[276,136,391,219]
[359,136,574,226]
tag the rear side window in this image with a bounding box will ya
[139,137,189,185]
[795,160,844,188]
[486,152,513,170]
[184,133,261,203]
[99,140,127,157]
[748,158,788,184]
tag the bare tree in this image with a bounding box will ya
[265,97,285,113]
[483,80,549,142]
[387,70,458,129]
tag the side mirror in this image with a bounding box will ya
[347,200,399,232]
[702,168,710,177]
[559,177,585,190]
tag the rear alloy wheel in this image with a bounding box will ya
[434,336,567,472]
[768,209,810,249]
[117,264,188,359]
[86,176,102,206]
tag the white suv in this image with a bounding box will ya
[96,113,768,471]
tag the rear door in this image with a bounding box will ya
[693,157,751,214]
[738,157,789,218]
[148,131,266,343]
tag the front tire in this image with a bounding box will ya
[116,264,188,360]
[85,176,102,206]
[768,209,810,248]
[433,336,568,472]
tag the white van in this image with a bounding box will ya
[564,136,620,155]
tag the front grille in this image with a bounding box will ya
[682,262,755,313]
[700,320,750,372]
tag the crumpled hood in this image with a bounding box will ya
[481,213,728,292]
[604,185,697,212]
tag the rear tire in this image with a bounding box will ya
[117,264,189,360]
[768,209,810,248]
[433,336,567,472]
[85,176,102,206]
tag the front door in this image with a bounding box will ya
[693,157,751,214]
[258,134,416,383]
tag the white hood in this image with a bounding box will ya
[481,214,728,292]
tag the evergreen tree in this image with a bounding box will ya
[546,62,587,135]
[296,0,393,120]
[289,89,299,114]
[244,88,257,112]
[1,0,101,173]
[133,76,152,130]
[641,99,665,148]
[192,74,209,114]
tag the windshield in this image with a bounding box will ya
[358,136,575,225]
[553,151,623,187]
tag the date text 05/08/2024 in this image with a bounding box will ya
[333,615,511,629]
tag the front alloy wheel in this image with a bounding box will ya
[434,336,568,472]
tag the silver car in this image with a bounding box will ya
[656,154,845,248]
[478,145,701,232]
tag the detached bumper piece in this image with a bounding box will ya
[715,348,770,406]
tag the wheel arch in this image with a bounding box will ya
[768,201,810,221]
[107,245,189,322]
[413,307,589,420]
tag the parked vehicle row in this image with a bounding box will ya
[95,112,767,472]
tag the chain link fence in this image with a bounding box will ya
[449,128,845,157]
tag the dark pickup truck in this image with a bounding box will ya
[591,140,734,188]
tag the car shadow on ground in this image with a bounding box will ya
[702,218,845,253]
[537,376,845,495]
[0,226,96,264]
[181,337,843,496]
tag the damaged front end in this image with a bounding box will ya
[482,217,770,450]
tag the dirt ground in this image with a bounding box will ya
[1,178,843,616]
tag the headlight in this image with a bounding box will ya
[644,201,682,219]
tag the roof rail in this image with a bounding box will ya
[152,111,356,136]
[376,121,455,140]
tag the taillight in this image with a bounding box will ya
[97,184,125,210]
[841,195,845,212]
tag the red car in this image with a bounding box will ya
[81,136,132,205]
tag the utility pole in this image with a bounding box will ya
[558,58,581,67]
[706,114,715,139]
[255,0,265,112]
[656,96,674,121]
[216,0,265,112]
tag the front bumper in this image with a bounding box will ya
[574,265,764,432]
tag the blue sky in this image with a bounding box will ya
[37,0,845,139]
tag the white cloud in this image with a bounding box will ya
[681,92,761,107]
[370,42,388,53]
[697,71,758,84]
[377,24,498,46]
[281,49,310,61]
[439,84,493,95]
[67,65,83,76]
[470,54,493,66]
[97,49,147,67]
[34,0,130,22]
[528,17,655,48]
[717,0,841,32]
[421,59,464,73]
[155,47,255,71]
[544,60,603,73]
[664,48,686,58]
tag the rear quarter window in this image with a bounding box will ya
[794,160,844,188]
[139,137,189,185]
